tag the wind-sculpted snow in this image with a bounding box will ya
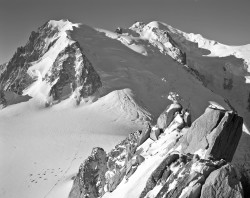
[70,105,244,198]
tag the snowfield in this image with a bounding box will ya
[0,93,146,198]
[1,19,250,198]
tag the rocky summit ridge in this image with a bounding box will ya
[69,103,245,198]
[0,19,101,107]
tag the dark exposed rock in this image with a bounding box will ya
[200,164,244,198]
[0,21,58,95]
[180,107,243,162]
[205,111,243,162]
[0,62,8,77]
[139,154,179,198]
[0,91,31,106]
[0,89,6,109]
[69,106,244,198]
[125,154,146,181]
[138,123,151,145]
[45,42,102,102]
[153,157,228,198]
[115,27,122,34]
[157,102,183,129]
[165,32,186,65]
[248,92,250,112]
[69,130,144,196]
[186,66,208,87]
[69,147,107,198]
[105,131,141,192]
[236,162,250,197]
[0,20,102,108]
[183,110,191,127]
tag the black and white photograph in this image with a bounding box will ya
[0,0,250,197]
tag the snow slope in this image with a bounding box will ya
[0,91,147,198]
[70,24,229,120]
[145,21,250,65]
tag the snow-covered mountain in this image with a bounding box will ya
[0,19,250,198]
[69,105,244,198]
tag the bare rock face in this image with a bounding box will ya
[69,147,107,198]
[0,90,6,108]
[138,123,151,145]
[148,154,228,198]
[180,106,243,162]
[183,110,191,127]
[165,32,187,65]
[157,102,183,129]
[139,153,243,198]
[0,21,58,94]
[45,42,102,102]
[69,106,244,198]
[106,131,141,191]
[69,131,143,197]
[200,164,243,198]
[139,154,179,198]
[0,20,102,107]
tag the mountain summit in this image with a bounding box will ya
[0,19,249,198]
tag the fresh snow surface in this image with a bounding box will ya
[0,91,146,198]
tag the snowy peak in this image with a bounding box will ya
[125,20,250,130]
[43,41,102,104]
[0,19,101,107]
[130,20,250,65]
[46,19,79,32]
[150,21,250,64]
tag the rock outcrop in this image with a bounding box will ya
[69,148,107,198]
[179,106,243,162]
[0,21,58,94]
[69,129,143,197]
[142,154,231,198]
[157,102,183,129]
[0,90,6,109]
[45,42,101,102]
[200,164,243,198]
[69,105,244,198]
[129,22,187,64]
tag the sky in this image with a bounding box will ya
[0,0,250,64]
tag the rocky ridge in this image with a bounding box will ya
[69,103,244,198]
[0,20,102,107]
[128,22,187,64]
